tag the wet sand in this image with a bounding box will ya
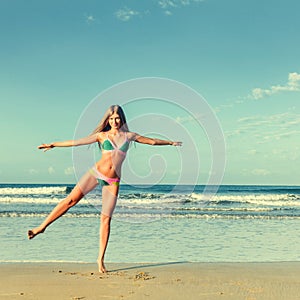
[1,262,300,299]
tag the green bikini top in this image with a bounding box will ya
[101,133,130,156]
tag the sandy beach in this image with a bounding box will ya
[1,262,300,300]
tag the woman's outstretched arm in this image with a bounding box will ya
[38,134,100,151]
[128,132,182,146]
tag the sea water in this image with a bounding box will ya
[1,184,300,263]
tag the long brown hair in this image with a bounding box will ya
[91,105,129,135]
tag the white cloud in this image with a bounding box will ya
[64,167,74,176]
[175,113,207,124]
[158,0,178,9]
[48,166,55,174]
[164,10,173,16]
[226,112,300,142]
[158,0,203,9]
[84,14,96,24]
[216,72,300,113]
[237,112,299,127]
[115,7,140,22]
[249,72,300,100]
[157,0,204,15]
[251,169,270,176]
[214,103,234,112]
[28,169,38,175]
[180,0,190,5]
[114,1,204,21]
[247,149,258,155]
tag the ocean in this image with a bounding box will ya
[1,184,300,264]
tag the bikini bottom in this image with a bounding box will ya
[89,167,120,186]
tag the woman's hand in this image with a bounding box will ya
[38,143,54,152]
[171,141,182,146]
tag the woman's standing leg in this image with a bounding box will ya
[97,184,119,273]
[28,171,98,239]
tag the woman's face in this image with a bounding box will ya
[108,113,121,129]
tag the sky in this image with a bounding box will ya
[0,0,299,185]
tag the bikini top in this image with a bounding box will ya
[101,133,130,156]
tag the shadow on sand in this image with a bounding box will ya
[109,261,189,272]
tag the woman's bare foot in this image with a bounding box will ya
[27,227,45,239]
[97,259,107,273]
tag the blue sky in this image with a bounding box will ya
[0,0,299,185]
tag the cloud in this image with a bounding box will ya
[247,149,258,155]
[215,72,300,113]
[175,113,205,124]
[84,14,96,24]
[158,0,204,9]
[158,0,178,9]
[64,167,74,176]
[48,166,55,174]
[157,0,204,15]
[164,10,173,16]
[28,169,38,175]
[226,112,300,142]
[237,112,299,127]
[249,72,300,100]
[251,169,270,176]
[115,7,140,22]
[114,1,204,22]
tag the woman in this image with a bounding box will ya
[28,105,182,273]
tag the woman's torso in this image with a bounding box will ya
[95,131,130,178]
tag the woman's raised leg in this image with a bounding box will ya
[28,171,98,239]
[97,184,118,273]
